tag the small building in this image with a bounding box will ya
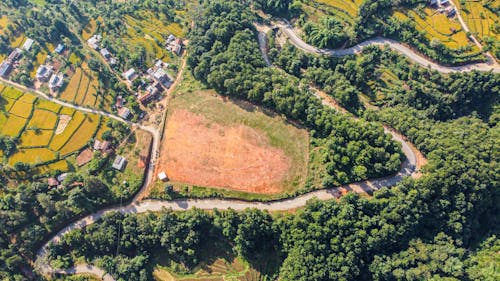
[115,95,124,108]
[87,34,102,49]
[100,48,111,60]
[118,107,131,119]
[155,59,165,68]
[158,172,168,181]
[36,65,53,82]
[0,61,12,77]
[57,173,68,182]
[76,148,93,166]
[109,58,117,65]
[22,38,34,51]
[7,48,22,62]
[55,43,65,54]
[123,68,136,81]
[94,139,111,151]
[440,0,449,6]
[93,139,103,150]
[170,39,183,56]
[153,68,169,83]
[166,34,176,43]
[48,73,64,91]
[112,155,127,171]
[447,9,456,17]
[48,177,59,187]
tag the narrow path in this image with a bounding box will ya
[273,20,500,73]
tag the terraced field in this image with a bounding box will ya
[153,257,262,281]
[453,0,500,59]
[0,84,108,172]
[300,0,363,25]
[59,63,105,109]
[393,7,479,52]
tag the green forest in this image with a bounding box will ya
[0,0,498,280]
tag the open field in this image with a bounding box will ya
[156,90,309,195]
[162,109,291,194]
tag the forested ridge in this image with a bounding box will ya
[0,0,498,280]
[43,1,499,281]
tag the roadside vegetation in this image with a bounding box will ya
[256,0,486,64]
[46,1,499,281]
[0,1,498,280]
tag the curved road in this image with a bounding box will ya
[274,20,500,74]
[31,18,490,279]
[33,62,424,281]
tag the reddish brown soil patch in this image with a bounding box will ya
[157,110,291,194]
[76,148,93,166]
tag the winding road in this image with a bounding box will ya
[24,13,500,280]
[274,20,500,74]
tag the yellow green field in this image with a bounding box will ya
[36,99,62,112]
[82,17,102,40]
[0,16,8,35]
[1,115,27,136]
[59,115,100,156]
[36,159,70,174]
[9,99,34,118]
[1,86,24,99]
[60,68,82,101]
[1,97,17,112]
[454,0,500,40]
[28,109,58,129]
[153,257,262,281]
[49,111,86,151]
[393,7,480,52]
[0,83,114,173]
[315,0,363,17]
[19,129,53,147]
[9,148,56,165]
[59,64,103,108]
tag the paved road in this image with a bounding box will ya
[30,23,437,280]
[275,20,500,74]
[34,71,424,281]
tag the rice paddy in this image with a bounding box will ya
[59,63,105,109]
[393,7,478,50]
[0,83,109,170]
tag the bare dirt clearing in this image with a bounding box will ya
[159,109,291,194]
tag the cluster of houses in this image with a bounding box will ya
[75,138,127,171]
[0,37,34,78]
[429,0,456,18]
[87,34,118,66]
[120,58,173,111]
[166,34,184,56]
[0,48,22,78]
[36,64,64,94]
